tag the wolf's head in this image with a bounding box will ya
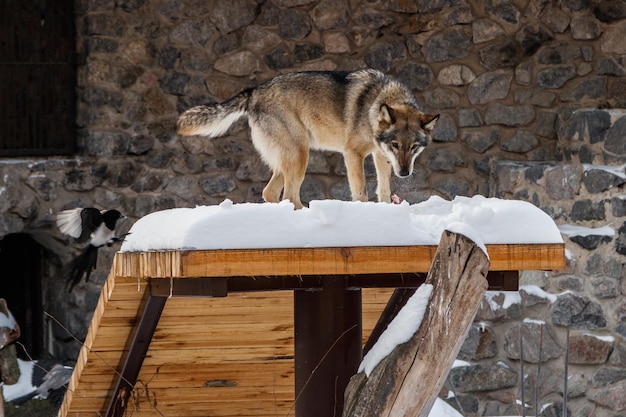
[374,104,439,177]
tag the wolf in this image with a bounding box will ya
[177,69,439,209]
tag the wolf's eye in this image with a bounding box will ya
[391,142,400,150]
[410,144,419,152]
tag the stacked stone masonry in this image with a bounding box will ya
[0,0,625,415]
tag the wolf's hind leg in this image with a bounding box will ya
[263,170,284,203]
[280,147,308,209]
[343,150,368,202]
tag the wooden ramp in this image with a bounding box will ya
[59,244,565,417]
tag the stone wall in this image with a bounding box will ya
[0,0,625,415]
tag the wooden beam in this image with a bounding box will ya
[294,277,362,417]
[113,243,565,279]
[343,230,490,416]
[105,294,167,417]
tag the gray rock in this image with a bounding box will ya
[278,9,311,40]
[568,334,614,364]
[352,6,394,29]
[438,64,476,86]
[425,148,465,172]
[458,324,498,361]
[210,0,254,34]
[458,108,483,127]
[616,222,626,256]
[200,175,236,197]
[485,103,535,126]
[423,27,471,62]
[468,69,513,104]
[169,19,217,47]
[432,176,472,199]
[472,18,506,43]
[364,41,407,72]
[448,362,517,392]
[613,196,626,217]
[478,38,523,70]
[590,277,620,298]
[561,76,607,101]
[423,87,459,110]
[609,343,626,367]
[395,62,434,91]
[569,234,612,250]
[516,23,554,56]
[311,0,349,30]
[596,56,626,76]
[594,1,626,22]
[462,129,499,154]
[294,43,324,63]
[552,292,607,329]
[545,8,571,33]
[85,14,126,37]
[537,65,577,89]
[82,131,130,156]
[214,51,260,76]
[584,253,625,278]
[544,164,582,200]
[592,367,626,387]
[515,89,558,108]
[535,112,557,138]
[501,131,538,153]
[604,117,626,162]
[264,44,294,70]
[570,15,602,40]
[64,165,107,192]
[558,109,611,144]
[504,322,563,363]
[587,380,626,411]
[539,42,582,64]
[571,199,606,221]
[556,275,584,292]
[583,168,626,193]
[430,113,457,142]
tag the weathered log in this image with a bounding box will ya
[343,230,490,417]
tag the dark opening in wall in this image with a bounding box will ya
[0,233,44,359]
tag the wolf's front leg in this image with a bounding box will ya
[343,150,368,202]
[373,151,392,203]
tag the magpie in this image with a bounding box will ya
[2,358,73,407]
[56,208,126,291]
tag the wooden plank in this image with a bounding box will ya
[113,244,565,279]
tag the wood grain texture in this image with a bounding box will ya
[114,244,565,279]
[60,242,565,417]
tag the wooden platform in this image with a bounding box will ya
[59,244,565,417]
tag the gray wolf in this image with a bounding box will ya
[177,69,439,209]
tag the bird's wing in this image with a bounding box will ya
[36,364,73,398]
[56,208,84,239]
[78,208,104,243]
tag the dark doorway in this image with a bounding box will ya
[0,234,44,359]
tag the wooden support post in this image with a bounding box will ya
[343,230,490,417]
[105,294,167,417]
[294,277,362,417]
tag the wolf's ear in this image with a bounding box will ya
[378,104,395,128]
[421,114,439,131]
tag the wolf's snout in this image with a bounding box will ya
[398,169,411,177]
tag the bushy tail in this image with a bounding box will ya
[177,89,251,138]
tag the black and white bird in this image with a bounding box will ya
[2,358,73,407]
[56,208,126,291]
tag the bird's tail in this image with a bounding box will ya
[176,89,252,138]
[64,245,99,292]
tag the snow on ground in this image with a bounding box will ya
[121,195,563,252]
